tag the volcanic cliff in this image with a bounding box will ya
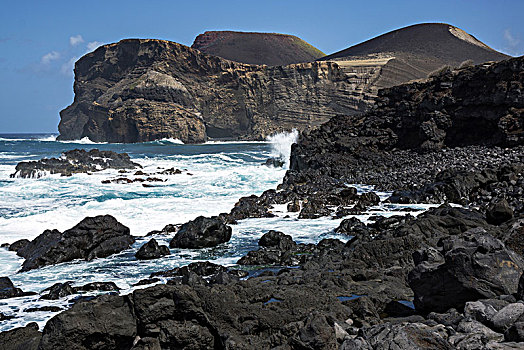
[58,24,509,143]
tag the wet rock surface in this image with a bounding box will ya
[18,215,135,272]
[11,148,141,178]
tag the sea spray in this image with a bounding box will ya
[267,129,299,167]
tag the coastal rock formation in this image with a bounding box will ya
[169,216,232,249]
[11,149,140,178]
[21,206,524,349]
[18,215,135,272]
[58,39,362,142]
[192,31,325,66]
[59,24,507,143]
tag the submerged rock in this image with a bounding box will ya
[11,148,141,178]
[169,216,231,249]
[19,215,135,272]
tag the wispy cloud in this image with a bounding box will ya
[69,35,84,46]
[503,29,521,56]
[41,51,60,64]
[60,57,78,76]
[86,41,102,52]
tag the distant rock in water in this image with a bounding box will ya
[191,31,325,66]
[263,157,284,168]
[18,215,135,272]
[11,149,141,178]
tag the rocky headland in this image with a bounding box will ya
[58,24,508,143]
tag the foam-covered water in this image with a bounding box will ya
[0,132,432,332]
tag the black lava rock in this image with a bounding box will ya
[135,239,170,260]
[169,216,231,249]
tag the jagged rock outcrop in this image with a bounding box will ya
[18,215,135,272]
[59,24,507,143]
[192,31,325,66]
[10,149,140,178]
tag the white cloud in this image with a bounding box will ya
[504,29,519,47]
[60,56,78,76]
[41,51,60,64]
[69,35,84,46]
[503,29,522,56]
[86,41,102,52]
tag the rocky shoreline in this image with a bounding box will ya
[1,57,523,349]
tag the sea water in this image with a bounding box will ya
[0,133,432,331]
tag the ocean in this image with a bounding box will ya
[0,133,429,331]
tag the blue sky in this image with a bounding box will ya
[0,0,522,133]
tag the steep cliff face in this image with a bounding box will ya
[58,39,369,142]
[191,31,325,66]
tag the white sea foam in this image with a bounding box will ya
[58,136,107,144]
[266,129,299,167]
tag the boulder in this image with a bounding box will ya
[169,216,231,249]
[0,322,41,350]
[38,294,137,350]
[258,230,296,251]
[491,303,524,332]
[20,215,135,272]
[409,232,524,314]
[0,276,33,299]
[135,239,170,260]
[41,282,76,300]
[355,322,453,349]
[487,199,514,225]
